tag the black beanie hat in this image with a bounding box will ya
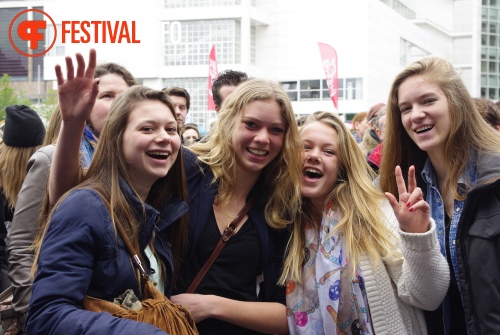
[3,105,46,148]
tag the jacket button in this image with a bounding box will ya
[153,281,158,286]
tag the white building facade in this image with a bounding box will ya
[0,0,494,132]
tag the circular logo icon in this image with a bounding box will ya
[9,9,57,57]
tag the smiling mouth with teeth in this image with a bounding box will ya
[248,148,268,156]
[147,151,170,160]
[304,168,323,179]
[415,125,434,134]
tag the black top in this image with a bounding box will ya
[424,215,467,335]
[181,209,264,335]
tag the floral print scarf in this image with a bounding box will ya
[286,202,374,335]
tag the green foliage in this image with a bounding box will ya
[0,74,34,120]
[38,88,58,124]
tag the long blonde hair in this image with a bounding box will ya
[379,56,500,200]
[281,112,397,283]
[188,79,303,229]
[0,144,40,208]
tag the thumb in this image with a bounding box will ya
[384,192,399,210]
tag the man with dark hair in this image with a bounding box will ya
[163,87,190,128]
[212,70,248,113]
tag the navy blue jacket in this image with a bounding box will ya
[27,181,188,335]
[180,148,288,304]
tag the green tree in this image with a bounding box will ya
[0,74,34,120]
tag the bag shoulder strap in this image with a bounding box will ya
[114,220,149,281]
[186,196,256,293]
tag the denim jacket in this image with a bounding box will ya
[421,154,496,335]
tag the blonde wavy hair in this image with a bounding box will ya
[379,56,500,200]
[280,112,397,283]
[188,79,303,229]
[0,144,41,209]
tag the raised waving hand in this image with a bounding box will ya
[385,165,430,233]
[55,48,99,124]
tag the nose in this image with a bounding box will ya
[410,105,425,122]
[157,129,173,143]
[306,148,320,162]
[254,128,270,144]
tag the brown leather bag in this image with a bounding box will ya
[83,220,198,335]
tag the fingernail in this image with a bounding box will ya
[406,201,411,207]
[409,207,414,212]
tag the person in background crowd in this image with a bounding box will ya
[171,79,303,335]
[474,97,500,132]
[181,123,201,146]
[350,111,368,143]
[380,55,500,335]
[27,85,188,335]
[163,87,191,128]
[367,108,387,174]
[212,70,249,113]
[0,105,45,292]
[8,50,136,328]
[199,70,250,144]
[359,103,385,157]
[282,111,448,334]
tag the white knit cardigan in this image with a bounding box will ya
[359,201,450,335]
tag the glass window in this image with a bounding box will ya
[280,81,298,101]
[300,80,321,101]
[490,61,498,72]
[489,88,497,99]
[164,20,241,66]
[165,0,241,8]
[490,35,498,46]
[163,77,212,130]
[482,61,489,72]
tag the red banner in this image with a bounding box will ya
[207,46,218,111]
[318,42,338,109]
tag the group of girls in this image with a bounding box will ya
[21,48,499,335]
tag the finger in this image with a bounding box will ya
[75,52,85,78]
[55,65,64,86]
[85,49,97,79]
[87,78,100,106]
[408,198,430,213]
[384,192,399,210]
[395,166,407,199]
[65,56,74,81]
[407,187,424,208]
[408,165,416,194]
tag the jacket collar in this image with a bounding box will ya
[118,178,188,249]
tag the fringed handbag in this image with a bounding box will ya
[83,221,198,335]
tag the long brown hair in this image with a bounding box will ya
[34,86,188,285]
[379,56,500,199]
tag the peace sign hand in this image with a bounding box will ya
[385,165,430,233]
[55,49,99,124]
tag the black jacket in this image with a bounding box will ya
[456,153,500,335]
